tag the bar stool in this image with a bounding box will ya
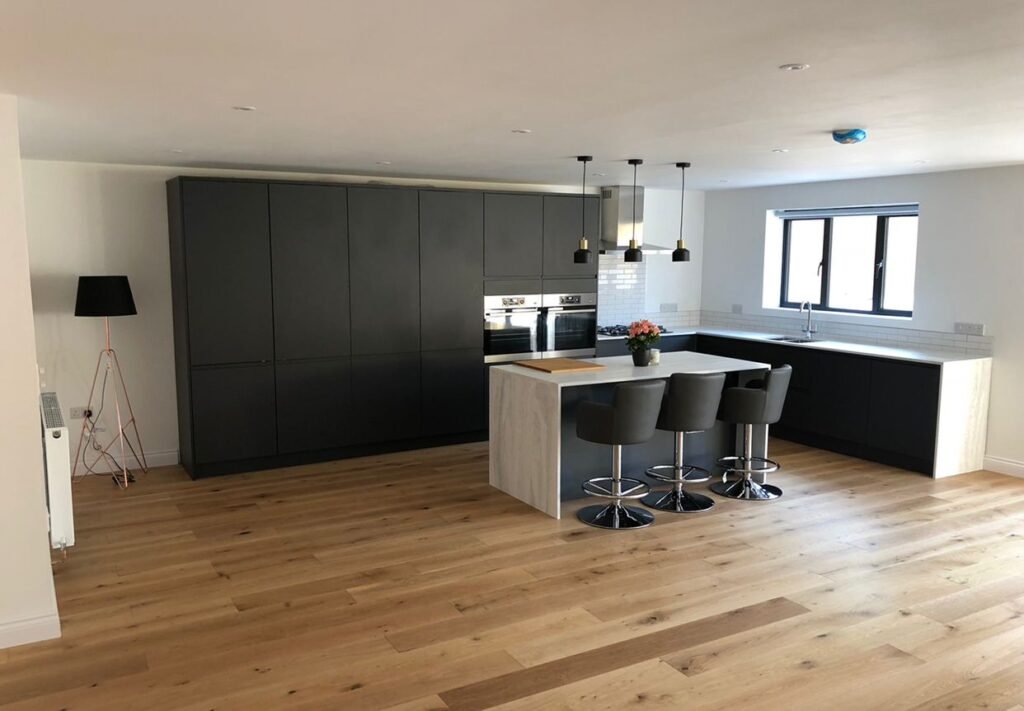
[710,365,792,501]
[642,372,726,513]
[577,380,667,530]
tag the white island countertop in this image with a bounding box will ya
[493,350,769,388]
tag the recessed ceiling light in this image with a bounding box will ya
[593,172,606,177]
[376,160,392,166]
[232,105,257,112]
[719,179,730,184]
[511,128,532,134]
[914,159,930,165]
[772,148,790,153]
[169,148,185,154]
[778,63,810,72]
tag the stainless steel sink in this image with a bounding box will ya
[770,336,817,343]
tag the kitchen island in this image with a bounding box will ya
[489,351,770,518]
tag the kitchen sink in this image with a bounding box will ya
[770,336,818,343]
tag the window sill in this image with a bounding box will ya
[765,306,913,322]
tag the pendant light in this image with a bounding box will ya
[624,158,643,263]
[573,155,593,264]
[673,162,692,262]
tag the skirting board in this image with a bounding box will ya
[0,614,61,650]
[73,448,178,475]
[985,455,1024,479]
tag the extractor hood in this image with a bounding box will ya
[598,186,673,255]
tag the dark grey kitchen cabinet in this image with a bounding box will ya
[269,184,350,361]
[595,334,695,357]
[181,180,273,366]
[807,352,870,443]
[350,353,420,443]
[421,349,487,435]
[275,358,352,454]
[542,195,600,277]
[484,193,543,278]
[348,187,420,355]
[866,360,940,463]
[420,190,483,351]
[190,364,277,464]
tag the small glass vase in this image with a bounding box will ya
[631,347,652,367]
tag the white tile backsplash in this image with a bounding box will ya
[597,254,701,330]
[698,309,994,356]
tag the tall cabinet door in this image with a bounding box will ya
[182,180,273,366]
[420,190,483,351]
[542,195,600,277]
[269,184,350,360]
[484,193,543,278]
[191,364,277,464]
[348,188,420,355]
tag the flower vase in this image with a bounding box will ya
[631,347,652,367]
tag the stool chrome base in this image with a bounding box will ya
[710,476,782,501]
[577,502,655,529]
[642,488,715,513]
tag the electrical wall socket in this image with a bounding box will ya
[69,407,90,419]
[731,304,744,314]
[954,322,986,336]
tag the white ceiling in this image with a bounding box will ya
[2,0,1023,189]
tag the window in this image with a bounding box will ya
[778,205,918,316]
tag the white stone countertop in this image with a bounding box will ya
[494,351,769,389]
[596,327,989,365]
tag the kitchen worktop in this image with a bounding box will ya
[496,350,767,389]
[596,327,988,365]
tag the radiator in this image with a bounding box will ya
[40,392,74,551]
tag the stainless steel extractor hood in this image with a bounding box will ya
[598,186,673,255]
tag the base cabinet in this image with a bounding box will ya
[350,353,421,444]
[191,364,277,465]
[276,358,352,454]
[421,349,487,436]
[696,335,939,474]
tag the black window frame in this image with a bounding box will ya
[780,211,917,317]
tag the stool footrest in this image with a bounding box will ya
[646,464,711,484]
[582,476,650,500]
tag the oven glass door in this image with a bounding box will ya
[484,309,541,362]
[545,308,597,354]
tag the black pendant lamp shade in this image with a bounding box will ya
[673,162,692,262]
[573,155,593,264]
[74,276,137,317]
[624,158,643,263]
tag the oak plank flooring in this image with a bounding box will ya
[2,439,1024,709]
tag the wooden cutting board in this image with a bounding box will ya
[513,358,606,373]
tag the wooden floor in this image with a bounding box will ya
[3,441,1024,710]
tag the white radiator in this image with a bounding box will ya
[40,392,74,551]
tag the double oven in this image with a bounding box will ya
[483,292,597,363]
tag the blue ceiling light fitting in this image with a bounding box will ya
[832,128,867,145]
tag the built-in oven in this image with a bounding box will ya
[483,294,543,363]
[541,293,598,358]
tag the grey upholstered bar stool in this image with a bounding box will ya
[642,372,726,513]
[577,380,667,530]
[710,365,792,501]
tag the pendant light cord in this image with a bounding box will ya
[679,165,686,243]
[632,162,638,243]
[581,159,587,237]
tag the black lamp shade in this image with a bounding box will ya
[672,246,691,262]
[75,276,137,317]
[624,246,643,263]
[573,247,592,264]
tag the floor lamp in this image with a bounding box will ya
[72,275,148,488]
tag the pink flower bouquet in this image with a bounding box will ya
[625,319,661,352]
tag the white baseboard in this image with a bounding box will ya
[985,455,1024,479]
[74,448,179,475]
[0,614,61,650]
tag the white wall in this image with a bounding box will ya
[702,166,1024,471]
[0,96,60,649]
[22,160,596,470]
